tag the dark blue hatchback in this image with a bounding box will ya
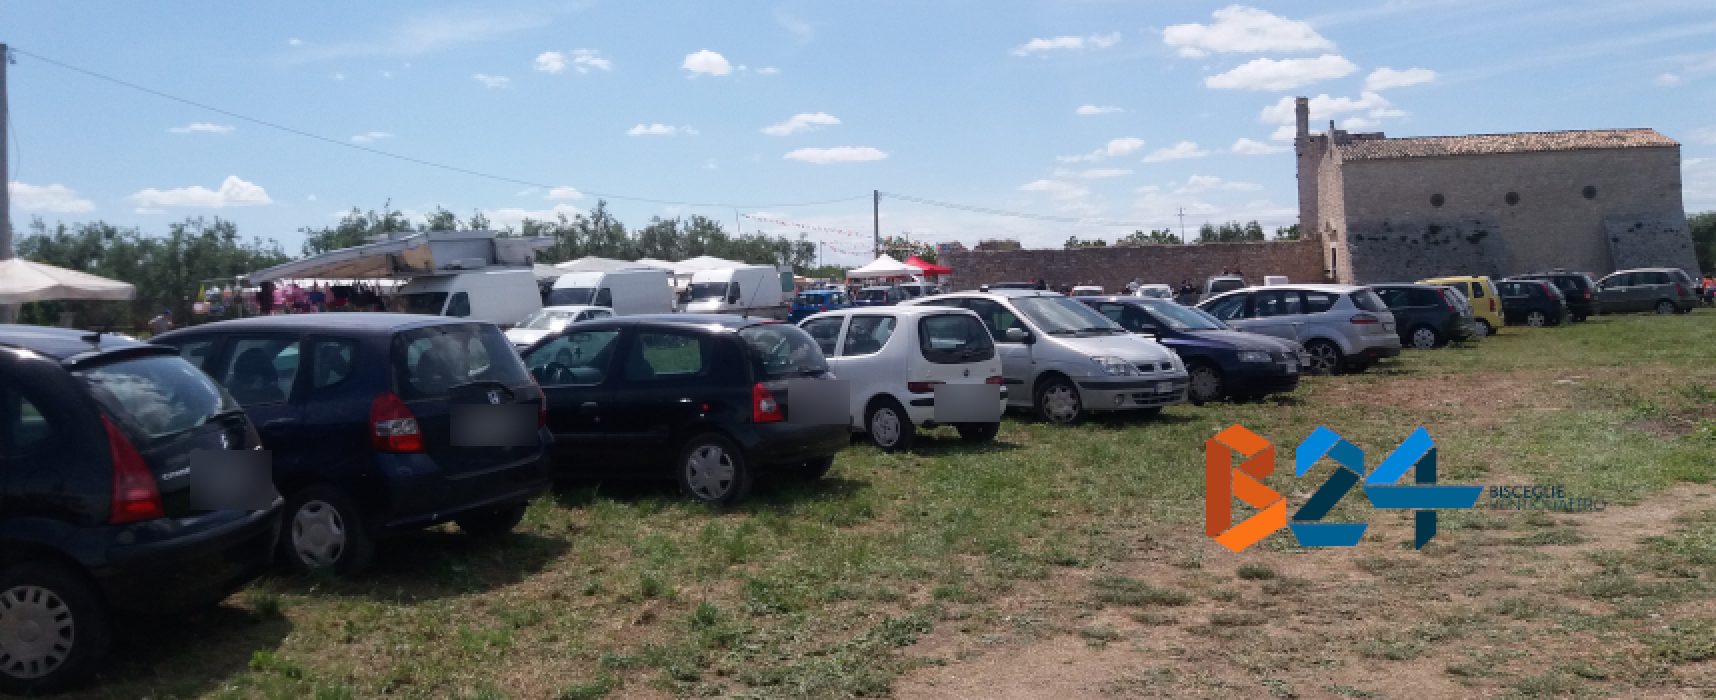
[1079,297,1306,404]
[155,314,552,575]
[789,289,850,322]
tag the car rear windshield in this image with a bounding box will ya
[392,323,533,399]
[1208,279,1245,294]
[796,293,831,305]
[398,292,448,315]
[919,313,996,364]
[1348,290,1389,312]
[75,354,237,443]
[517,309,577,330]
[738,324,829,379]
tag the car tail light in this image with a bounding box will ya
[370,392,424,452]
[752,383,784,423]
[819,305,828,311]
[527,375,547,428]
[1438,289,1457,312]
[907,381,944,393]
[103,415,164,524]
[1489,297,1496,313]
[985,375,1004,385]
[1676,284,1688,298]
[1350,313,1380,325]
[1583,288,1592,300]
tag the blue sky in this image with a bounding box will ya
[5,0,1716,265]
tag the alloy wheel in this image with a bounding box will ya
[1305,343,1339,374]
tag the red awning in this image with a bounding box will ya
[904,255,952,275]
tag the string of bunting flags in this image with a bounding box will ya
[741,213,872,256]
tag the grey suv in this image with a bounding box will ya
[1197,284,1402,374]
[1594,268,1698,315]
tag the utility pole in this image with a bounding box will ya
[1176,207,1187,245]
[0,44,15,325]
[872,190,880,260]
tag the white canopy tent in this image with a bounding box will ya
[553,256,641,272]
[0,258,136,304]
[669,255,746,275]
[846,254,919,279]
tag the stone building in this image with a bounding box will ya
[1294,97,1700,283]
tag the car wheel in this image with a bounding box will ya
[281,486,375,575]
[1655,300,1676,315]
[1526,311,1547,327]
[1302,340,1344,376]
[677,433,752,506]
[1035,376,1084,424]
[1186,363,1224,405]
[0,563,110,695]
[1572,313,1588,322]
[956,422,1001,442]
[455,502,529,538]
[1472,319,1493,338]
[865,398,915,452]
[1409,325,1442,349]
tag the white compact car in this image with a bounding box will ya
[798,306,1007,451]
[505,305,613,348]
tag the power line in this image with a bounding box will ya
[880,191,1158,228]
[9,46,869,211]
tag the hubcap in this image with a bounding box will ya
[0,585,74,680]
[1307,344,1337,373]
[1412,328,1437,348]
[1190,367,1221,402]
[870,407,902,447]
[685,444,735,500]
[1042,385,1080,422]
[1473,321,1491,338]
[292,500,347,568]
[1657,302,1674,315]
[1527,312,1545,327]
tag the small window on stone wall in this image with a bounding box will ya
[1505,192,1520,206]
[1430,194,1445,207]
[1582,186,1597,200]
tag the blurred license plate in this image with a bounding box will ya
[1284,360,1298,372]
[1384,323,1395,332]
[1156,381,1175,393]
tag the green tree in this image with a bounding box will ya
[1197,223,1218,242]
[1118,229,1182,245]
[879,235,936,263]
[1273,224,1303,241]
[1690,211,1715,274]
[1243,220,1265,241]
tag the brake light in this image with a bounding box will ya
[985,375,1004,385]
[1676,284,1688,298]
[820,305,828,311]
[1349,313,1380,325]
[103,415,164,524]
[1489,297,1496,313]
[752,383,784,423]
[527,375,547,428]
[370,392,424,452]
[907,381,944,393]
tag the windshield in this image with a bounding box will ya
[398,292,448,315]
[77,354,236,443]
[796,293,832,305]
[738,324,829,379]
[392,323,534,399]
[1208,278,1245,295]
[689,282,729,301]
[1011,296,1123,334]
[517,310,576,331]
[546,287,595,306]
[1141,300,1224,331]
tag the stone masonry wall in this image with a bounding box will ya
[940,239,1328,292]
[1605,215,1702,278]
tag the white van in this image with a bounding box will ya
[395,269,543,327]
[547,268,673,316]
[683,266,789,319]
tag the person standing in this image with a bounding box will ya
[148,309,174,336]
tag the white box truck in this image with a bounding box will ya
[683,265,789,319]
[547,268,673,315]
[395,268,544,327]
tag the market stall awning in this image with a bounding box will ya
[0,258,136,304]
[249,230,554,284]
[904,255,952,276]
[847,254,919,279]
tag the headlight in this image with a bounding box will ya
[1091,355,1142,376]
[1236,351,1272,363]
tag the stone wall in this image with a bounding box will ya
[1345,215,1508,283]
[940,239,1328,292]
[1605,216,1702,277]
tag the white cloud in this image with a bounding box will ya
[756,66,780,76]
[168,122,235,135]
[1685,157,1716,210]
[473,73,511,88]
[1655,72,1684,87]
[1077,168,1133,179]
[762,112,841,136]
[546,186,583,200]
[1271,124,1297,142]
[1232,137,1286,154]
[627,123,681,136]
[1076,105,1123,116]
[1364,67,1436,91]
[702,158,719,170]
[569,49,611,73]
[128,176,272,209]
[1260,92,1397,125]
[1142,141,1210,163]
[484,204,583,231]
[306,194,318,202]
[9,182,95,213]
[1340,117,1380,131]
[1204,54,1357,91]
[783,146,888,164]
[1175,175,1263,194]
[1163,6,1334,58]
[534,51,567,73]
[332,72,346,81]
[287,38,303,47]
[1019,179,1091,200]
[776,10,815,43]
[350,131,393,144]
[682,49,733,77]
[1011,33,1121,57]
[380,70,393,79]
[1057,137,1146,163]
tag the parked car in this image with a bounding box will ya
[1512,270,1598,321]
[520,315,847,504]
[1495,279,1568,326]
[1594,267,1698,315]
[981,282,1038,291]
[1070,285,1105,297]
[1200,275,1247,302]
[1367,283,1476,348]
[1197,284,1402,375]
[853,285,909,307]
[506,305,614,348]
[0,326,282,692]
[799,307,1006,450]
[154,314,552,574]
[1419,276,1503,337]
[1078,297,1305,404]
[899,282,942,299]
[789,289,851,322]
[1133,283,1173,299]
[903,290,1188,423]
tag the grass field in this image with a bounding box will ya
[78,311,1716,699]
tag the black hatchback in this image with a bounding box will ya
[1367,283,1476,348]
[1078,297,1304,404]
[154,314,552,575]
[521,315,848,505]
[1511,271,1597,321]
[1496,279,1569,326]
[0,326,281,692]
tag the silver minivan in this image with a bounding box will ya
[903,290,1188,423]
[1197,284,1402,375]
[1594,267,1698,315]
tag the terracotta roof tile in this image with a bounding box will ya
[1337,129,1677,161]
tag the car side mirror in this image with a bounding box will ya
[1004,327,1032,344]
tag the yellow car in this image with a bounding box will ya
[1419,276,1503,337]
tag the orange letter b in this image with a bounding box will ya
[1205,424,1287,552]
